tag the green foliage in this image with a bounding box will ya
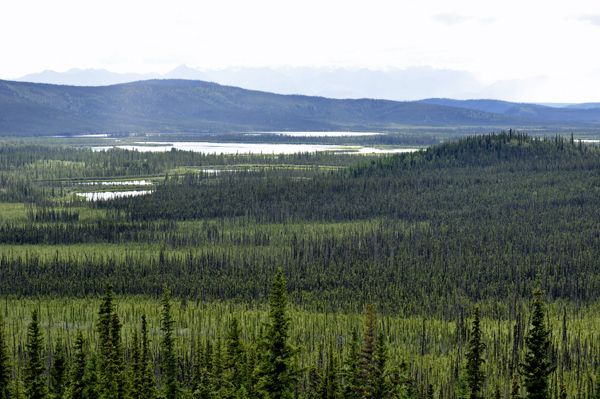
[23,309,47,399]
[65,332,86,399]
[520,278,556,399]
[160,285,180,399]
[0,311,11,399]
[465,306,485,399]
[255,268,300,399]
[49,336,68,399]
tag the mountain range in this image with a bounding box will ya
[2,78,600,137]
[15,65,600,104]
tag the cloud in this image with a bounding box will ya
[573,15,600,26]
[432,13,470,26]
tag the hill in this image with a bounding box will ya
[418,98,600,122]
[0,79,569,136]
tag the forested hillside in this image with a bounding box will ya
[0,79,569,136]
[1,132,600,398]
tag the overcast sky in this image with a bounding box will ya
[2,0,600,93]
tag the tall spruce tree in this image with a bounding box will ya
[342,330,360,399]
[65,332,86,399]
[0,311,11,399]
[49,336,68,399]
[372,331,391,399]
[356,304,378,397]
[520,277,555,399]
[160,285,180,399]
[255,268,300,399]
[23,309,47,399]
[465,306,485,399]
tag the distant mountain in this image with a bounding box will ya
[0,79,563,136]
[15,65,600,104]
[15,65,485,100]
[417,98,600,123]
[16,68,160,86]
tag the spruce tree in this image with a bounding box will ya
[49,336,68,399]
[342,330,360,399]
[255,268,300,399]
[520,278,555,399]
[595,371,600,399]
[356,304,378,397]
[465,306,485,399]
[139,315,159,399]
[510,375,521,399]
[318,339,340,399]
[127,330,143,399]
[0,311,11,399]
[372,331,391,399]
[160,285,180,399]
[65,332,86,399]
[225,317,246,396]
[23,309,47,399]
[82,353,100,399]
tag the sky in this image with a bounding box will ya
[2,0,600,100]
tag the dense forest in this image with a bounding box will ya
[1,132,600,398]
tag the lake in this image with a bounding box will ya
[93,142,419,154]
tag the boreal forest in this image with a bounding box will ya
[1,131,600,399]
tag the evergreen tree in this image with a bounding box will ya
[465,306,485,399]
[594,370,600,399]
[510,375,521,399]
[318,339,340,399]
[342,330,360,399]
[127,330,143,399]
[49,336,68,399]
[23,309,47,399]
[372,331,391,399]
[82,353,100,399]
[255,268,300,399]
[138,315,159,399]
[65,332,86,399]
[356,304,378,397]
[520,277,556,399]
[456,369,470,399]
[160,285,180,399]
[559,384,567,399]
[0,311,11,399]
[493,383,501,399]
[224,317,245,394]
[212,334,224,397]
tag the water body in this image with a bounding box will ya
[80,180,152,186]
[77,190,153,201]
[248,132,382,137]
[93,142,419,154]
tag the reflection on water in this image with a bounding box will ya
[81,180,152,186]
[92,142,419,154]
[77,191,153,201]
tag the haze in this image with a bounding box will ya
[2,0,600,102]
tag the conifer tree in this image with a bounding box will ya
[65,332,86,399]
[0,312,11,399]
[49,336,68,399]
[510,375,521,399]
[224,317,245,394]
[493,383,501,399]
[212,334,224,396]
[127,330,143,399]
[560,384,567,399]
[318,339,340,399]
[456,369,470,399]
[593,370,600,399]
[83,353,100,399]
[356,304,378,397]
[520,277,555,399]
[160,285,180,399]
[342,330,360,399]
[372,331,391,399]
[139,315,159,399]
[23,309,47,399]
[255,268,300,399]
[465,306,485,399]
